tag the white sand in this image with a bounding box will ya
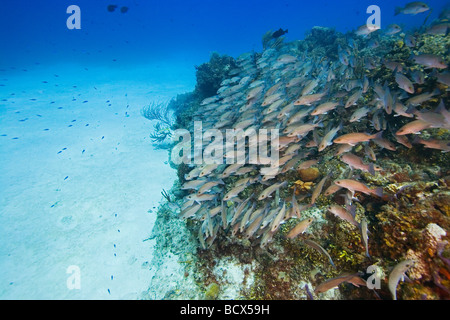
[0,62,194,299]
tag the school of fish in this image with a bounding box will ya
[175,2,449,298]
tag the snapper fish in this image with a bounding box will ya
[333,131,383,146]
[344,89,362,108]
[286,217,314,239]
[413,137,450,152]
[294,92,327,106]
[394,134,413,148]
[385,24,402,35]
[396,120,431,135]
[223,184,248,201]
[395,2,430,16]
[286,122,322,138]
[405,89,440,106]
[314,273,366,294]
[257,181,288,200]
[412,102,450,129]
[349,106,370,123]
[340,153,381,175]
[318,123,342,151]
[303,239,336,269]
[310,175,329,205]
[410,70,425,84]
[360,217,370,258]
[426,23,450,36]
[277,54,297,64]
[434,72,450,86]
[334,179,383,197]
[404,34,416,48]
[311,101,339,116]
[395,73,415,94]
[389,260,416,300]
[355,24,380,37]
[301,79,319,96]
[412,54,448,69]
[328,204,359,228]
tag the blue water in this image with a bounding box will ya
[0,0,448,300]
[1,0,447,69]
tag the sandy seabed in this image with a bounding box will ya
[0,62,194,299]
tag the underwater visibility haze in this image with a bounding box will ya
[0,0,450,301]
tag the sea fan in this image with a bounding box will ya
[149,122,172,143]
[141,101,174,128]
[142,101,174,147]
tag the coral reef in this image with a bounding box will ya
[147,15,450,301]
[194,52,238,99]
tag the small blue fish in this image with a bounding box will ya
[64,176,68,180]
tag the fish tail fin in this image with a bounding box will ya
[430,69,438,78]
[371,130,384,140]
[435,99,446,114]
[368,163,375,175]
[394,7,402,16]
[431,88,441,96]
[373,187,384,197]
[411,135,421,145]
[347,204,357,218]
[405,105,417,115]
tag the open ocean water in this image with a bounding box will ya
[0,0,449,302]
